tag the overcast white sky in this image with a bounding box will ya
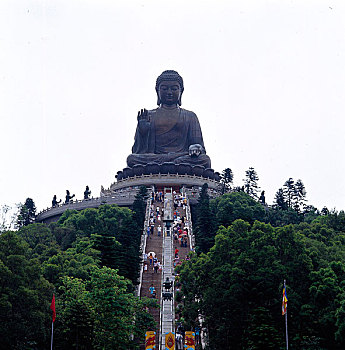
[1,0,345,214]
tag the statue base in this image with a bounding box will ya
[37,169,221,225]
[102,172,220,200]
[115,162,220,182]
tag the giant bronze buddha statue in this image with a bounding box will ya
[126,70,211,170]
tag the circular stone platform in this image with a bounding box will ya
[36,173,220,224]
[104,172,220,194]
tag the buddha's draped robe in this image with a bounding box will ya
[127,107,211,168]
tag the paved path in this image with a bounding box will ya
[139,188,193,350]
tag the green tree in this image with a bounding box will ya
[178,219,345,349]
[303,205,320,223]
[294,179,307,212]
[219,168,233,195]
[50,223,78,250]
[283,178,295,209]
[17,223,60,262]
[43,237,100,287]
[269,179,310,226]
[308,266,344,349]
[321,207,330,216]
[245,307,281,349]
[193,183,216,253]
[132,185,149,232]
[179,220,285,349]
[211,191,266,228]
[265,207,302,226]
[0,231,53,349]
[16,197,37,228]
[55,277,94,350]
[91,232,121,269]
[243,167,260,199]
[58,205,141,283]
[319,210,345,233]
[335,297,345,344]
[274,188,288,210]
[54,267,156,350]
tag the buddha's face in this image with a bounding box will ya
[158,80,182,106]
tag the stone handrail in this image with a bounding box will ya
[160,190,175,349]
[107,173,220,193]
[181,187,195,251]
[136,187,154,297]
[36,191,138,222]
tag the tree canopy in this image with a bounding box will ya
[16,197,37,228]
[2,182,345,349]
[178,219,345,349]
[219,168,233,194]
[0,202,153,350]
[243,167,260,200]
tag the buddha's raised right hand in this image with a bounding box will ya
[137,108,150,122]
[137,109,151,134]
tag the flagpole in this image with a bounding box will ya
[51,321,54,350]
[284,280,288,350]
[50,294,55,350]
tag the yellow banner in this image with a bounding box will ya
[165,332,175,350]
[184,331,195,350]
[145,331,156,350]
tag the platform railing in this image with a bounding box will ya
[182,187,195,251]
[159,190,175,350]
[136,187,154,297]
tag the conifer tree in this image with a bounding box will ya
[294,179,307,212]
[274,188,288,210]
[194,183,216,253]
[132,186,148,231]
[243,167,260,200]
[283,178,295,209]
[279,178,308,213]
[16,198,36,228]
[321,207,330,216]
[219,168,233,194]
[91,232,121,270]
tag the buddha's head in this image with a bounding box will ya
[155,70,184,106]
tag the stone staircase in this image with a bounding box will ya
[140,199,164,346]
[139,187,193,350]
[160,190,174,347]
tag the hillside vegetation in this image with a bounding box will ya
[0,202,156,350]
[178,189,345,349]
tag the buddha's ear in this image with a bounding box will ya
[179,86,184,106]
[156,89,161,106]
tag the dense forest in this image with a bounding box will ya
[0,189,156,350]
[177,183,345,349]
[1,173,345,349]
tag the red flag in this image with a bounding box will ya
[50,294,56,322]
